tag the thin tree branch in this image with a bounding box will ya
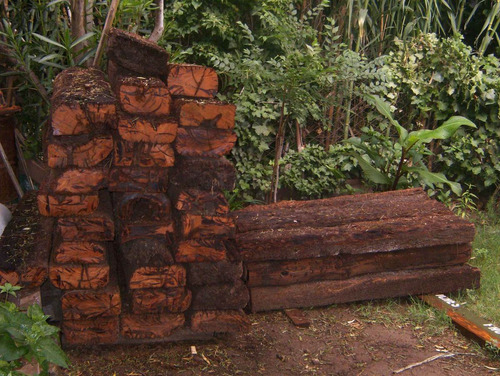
[148,0,164,43]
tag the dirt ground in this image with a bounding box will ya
[64,300,500,376]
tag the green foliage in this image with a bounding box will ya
[0,285,68,375]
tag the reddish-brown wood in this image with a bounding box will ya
[284,309,311,328]
[175,239,227,263]
[126,265,187,290]
[108,167,169,192]
[47,135,113,168]
[63,316,119,345]
[118,222,174,243]
[49,263,110,290]
[50,168,108,194]
[37,192,98,217]
[0,270,19,285]
[180,213,235,239]
[170,156,236,191]
[107,28,170,77]
[120,313,185,339]
[173,189,228,215]
[130,287,191,314]
[188,261,243,286]
[245,244,472,287]
[190,310,250,333]
[117,115,177,143]
[114,140,175,167]
[167,64,218,98]
[116,76,172,115]
[176,99,235,129]
[51,67,117,136]
[174,127,236,157]
[56,190,114,241]
[249,265,481,312]
[114,192,171,222]
[190,281,249,311]
[53,239,108,264]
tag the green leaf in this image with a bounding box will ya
[351,153,391,185]
[32,33,65,49]
[37,338,69,368]
[0,333,28,361]
[70,32,95,49]
[406,116,476,147]
[365,94,408,142]
[406,167,462,196]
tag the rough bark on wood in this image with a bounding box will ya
[175,239,228,263]
[116,76,172,116]
[63,316,119,345]
[170,156,235,191]
[55,190,114,241]
[37,192,98,217]
[107,28,170,77]
[114,192,171,222]
[174,127,236,157]
[235,214,475,262]
[173,188,228,215]
[53,238,108,264]
[51,67,117,136]
[108,167,169,192]
[49,168,108,194]
[190,281,249,311]
[117,115,177,144]
[188,261,243,286]
[167,64,218,98]
[130,287,191,314]
[118,222,174,244]
[249,265,481,312]
[107,59,136,84]
[120,313,185,339]
[175,99,235,129]
[245,244,472,287]
[190,310,250,333]
[46,134,113,168]
[114,140,175,167]
[180,213,235,239]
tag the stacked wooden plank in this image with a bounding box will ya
[37,67,121,344]
[230,188,481,312]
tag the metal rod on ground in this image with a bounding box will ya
[0,138,23,198]
[93,0,120,68]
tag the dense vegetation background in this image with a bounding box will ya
[1,0,500,206]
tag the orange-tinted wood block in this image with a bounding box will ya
[176,99,235,129]
[117,76,172,116]
[174,127,236,157]
[117,116,177,143]
[167,64,218,98]
[114,140,175,167]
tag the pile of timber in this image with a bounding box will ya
[230,188,481,312]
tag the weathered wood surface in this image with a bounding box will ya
[0,192,53,287]
[170,156,235,191]
[180,213,235,239]
[49,168,108,194]
[53,238,109,264]
[130,287,191,314]
[117,115,177,143]
[120,313,185,339]
[249,265,481,312]
[188,261,243,286]
[61,261,120,320]
[49,262,110,290]
[246,244,472,287]
[174,127,236,157]
[176,99,235,129]
[51,67,117,136]
[107,28,169,77]
[167,64,218,98]
[173,188,228,215]
[108,167,169,192]
[118,222,174,244]
[46,134,113,168]
[114,192,171,222]
[190,281,249,311]
[236,214,475,262]
[190,310,250,333]
[175,239,228,263]
[116,76,172,116]
[63,316,119,345]
[37,191,98,217]
[114,140,175,167]
[55,190,114,241]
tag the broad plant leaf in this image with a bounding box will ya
[32,33,65,49]
[365,94,408,142]
[0,333,27,362]
[351,153,391,185]
[37,338,69,368]
[406,167,462,196]
[406,116,476,146]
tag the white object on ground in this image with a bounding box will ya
[0,203,12,237]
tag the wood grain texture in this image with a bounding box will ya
[249,265,481,312]
[176,99,235,129]
[175,239,228,263]
[53,239,108,264]
[47,134,113,168]
[190,281,249,311]
[180,213,235,239]
[120,313,185,339]
[167,64,218,98]
[118,222,174,243]
[190,310,250,333]
[37,192,98,217]
[113,192,171,222]
[49,263,110,290]
[108,167,169,192]
[117,115,177,143]
[170,156,235,191]
[174,127,236,157]
[188,261,243,286]
[117,76,172,116]
[50,168,108,194]
[130,287,191,314]
[114,140,175,167]
[173,188,228,215]
[63,316,119,345]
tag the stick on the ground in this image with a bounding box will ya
[0,138,23,198]
[393,353,474,374]
[93,0,120,68]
